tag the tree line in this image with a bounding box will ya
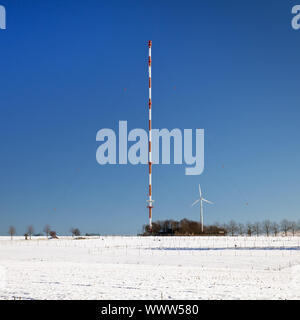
[142,219,300,236]
[219,219,300,237]
[7,225,86,240]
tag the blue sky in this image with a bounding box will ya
[0,0,300,235]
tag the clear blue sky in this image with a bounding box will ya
[0,0,299,235]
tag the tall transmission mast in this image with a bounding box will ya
[147,40,154,232]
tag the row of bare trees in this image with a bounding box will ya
[8,224,54,240]
[219,219,300,237]
[8,224,82,239]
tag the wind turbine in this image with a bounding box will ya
[191,184,213,233]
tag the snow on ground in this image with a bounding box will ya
[0,236,300,300]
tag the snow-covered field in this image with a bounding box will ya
[0,236,300,300]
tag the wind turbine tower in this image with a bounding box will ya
[191,184,213,233]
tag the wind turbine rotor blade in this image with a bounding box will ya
[202,198,213,204]
[191,199,200,207]
[199,184,202,197]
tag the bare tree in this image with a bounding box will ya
[70,227,80,237]
[8,226,16,240]
[290,221,297,236]
[221,223,229,235]
[237,223,245,236]
[27,225,34,240]
[162,220,170,233]
[228,220,237,236]
[280,219,291,236]
[262,220,272,237]
[253,222,261,236]
[213,222,220,229]
[271,222,279,237]
[246,222,253,237]
[170,220,179,234]
[43,224,51,238]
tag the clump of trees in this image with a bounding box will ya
[142,218,300,237]
[143,219,226,236]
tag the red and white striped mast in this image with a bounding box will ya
[147,40,154,232]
